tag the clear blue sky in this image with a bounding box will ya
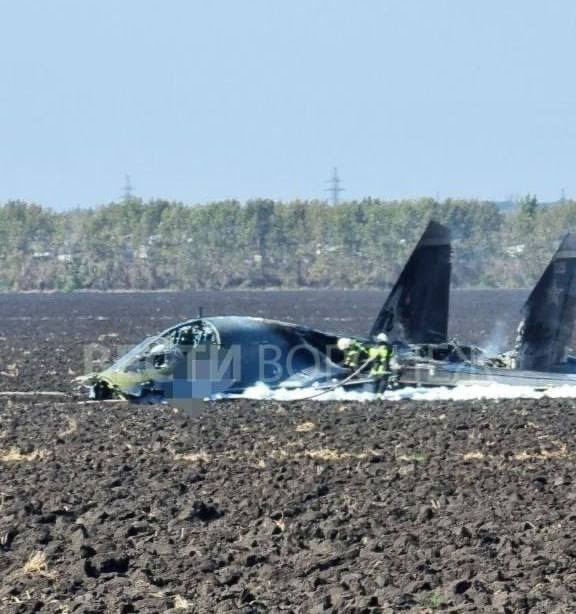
[1,0,575,209]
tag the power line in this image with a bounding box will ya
[326,167,344,205]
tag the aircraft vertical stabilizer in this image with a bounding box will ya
[516,233,576,371]
[369,221,451,343]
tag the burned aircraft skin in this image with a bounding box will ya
[514,233,576,372]
[370,220,451,344]
[83,222,576,403]
[390,231,576,389]
[84,221,453,403]
[87,316,357,401]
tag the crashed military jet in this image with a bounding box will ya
[82,221,576,403]
[83,221,451,403]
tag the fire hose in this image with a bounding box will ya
[298,355,393,400]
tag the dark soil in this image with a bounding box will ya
[4,290,576,613]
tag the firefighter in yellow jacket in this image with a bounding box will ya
[369,333,392,392]
[337,337,368,369]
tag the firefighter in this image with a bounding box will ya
[337,337,368,369]
[368,333,392,393]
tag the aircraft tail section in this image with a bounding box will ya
[516,233,576,371]
[369,221,451,343]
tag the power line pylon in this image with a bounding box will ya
[326,167,344,205]
[122,175,134,203]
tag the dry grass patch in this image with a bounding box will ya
[462,451,486,461]
[58,418,78,438]
[513,443,569,462]
[398,452,427,464]
[174,445,378,465]
[0,448,50,462]
[22,551,53,578]
[460,442,571,463]
[271,447,378,462]
[173,451,210,463]
[174,594,192,609]
[295,421,316,433]
[305,448,351,461]
[269,448,290,461]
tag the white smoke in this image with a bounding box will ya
[478,320,511,357]
[224,381,576,402]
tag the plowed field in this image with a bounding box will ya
[2,290,576,613]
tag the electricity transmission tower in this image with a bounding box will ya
[122,175,134,203]
[326,167,344,205]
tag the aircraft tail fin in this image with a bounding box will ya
[516,233,576,371]
[369,221,451,343]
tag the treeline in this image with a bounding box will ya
[0,196,573,291]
